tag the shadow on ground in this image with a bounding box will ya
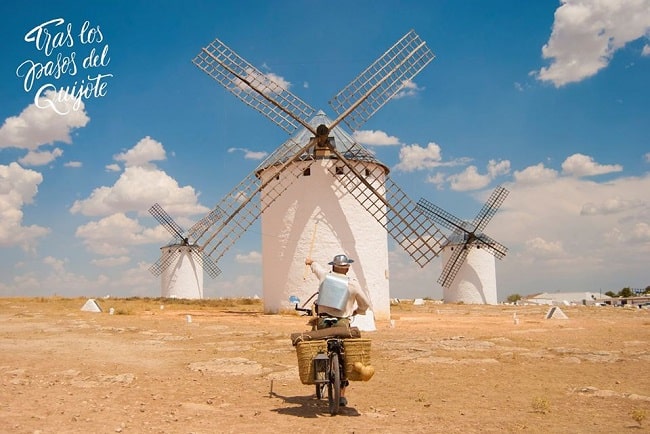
[270,392,361,418]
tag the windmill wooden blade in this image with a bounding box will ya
[328,29,435,132]
[417,185,509,287]
[149,244,221,278]
[149,247,180,276]
[473,185,509,233]
[149,203,185,241]
[438,243,470,288]
[416,196,508,259]
[187,207,223,241]
[192,138,318,263]
[416,197,474,234]
[195,249,221,278]
[325,147,447,267]
[193,37,316,135]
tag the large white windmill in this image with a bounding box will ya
[181,29,508,322]
[189,30,450,325]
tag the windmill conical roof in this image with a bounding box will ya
[300,111,388,168]
[255,111,389,174]
[444,221,477,246]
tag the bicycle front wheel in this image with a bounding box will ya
[327,353,341,415]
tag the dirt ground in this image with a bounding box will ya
[1,297,649,434]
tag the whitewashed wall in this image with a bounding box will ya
[259,159,391,320]
[441,244,497,304]
[160,245,204,299]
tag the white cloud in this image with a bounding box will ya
[644,152,650,163]
[393,79,425,99]
[75,212,159,256]
[18,148,64,166]
[265,72,290,90]
[0,90,89,151]
[1,256,154,298]
[424,172,446,189]
[448,165,491,191]
[524,237,566,259]
[211,273,262,298]
[491,171,650,294]
[580,197,644,215]
[352,130,401,146]
[105,164,121,172]
[643,44,650,56]
[91,256,131,267]
[235,68,291,94]
[70,166,206,217]
[605,222,650,243]
[227,147,268,160]
[235,251,262,264]
[561,153,623,177]
[394,142,443,171]
[446,159,511,191]
[0,162,49,250]
[513,163,559,184]
[487,159,511,178]
[64,161,82,168]
[43,256,67,273]
[535,0,650,87]
[71,138,207,217]
[631,222,650,241]
[114,136,166,167]
[71,138,210,259]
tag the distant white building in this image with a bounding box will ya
[522,292,609,306]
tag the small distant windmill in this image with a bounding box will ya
[416,185,509,304]
[148,203,221,299]
[188,29,452,320]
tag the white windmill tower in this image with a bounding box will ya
[189,30,451,326]
[148,204,221,299]
[257,110,393,325]
[417,186,509,304]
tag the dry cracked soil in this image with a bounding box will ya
[1,297,649,433]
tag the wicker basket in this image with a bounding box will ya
[295,338,372,384]
[343,338,372,381]
[295,340,328,385]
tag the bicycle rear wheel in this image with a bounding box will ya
[327,354,341,415]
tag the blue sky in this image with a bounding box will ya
[0,0,648,300]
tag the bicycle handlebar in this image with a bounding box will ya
[294,303,313,316]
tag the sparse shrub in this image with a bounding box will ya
[531,396,550,414]
[631,408,646,426]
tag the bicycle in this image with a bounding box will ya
[291,295,351,415]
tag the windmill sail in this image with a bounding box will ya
[190,29,449,282]
[416,186,509,287]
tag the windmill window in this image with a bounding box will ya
[335,166,345,175]
[275,175,280,180]
[365,168,371,177]
[303,167,311,176]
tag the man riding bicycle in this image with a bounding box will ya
[304,253,373,406]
